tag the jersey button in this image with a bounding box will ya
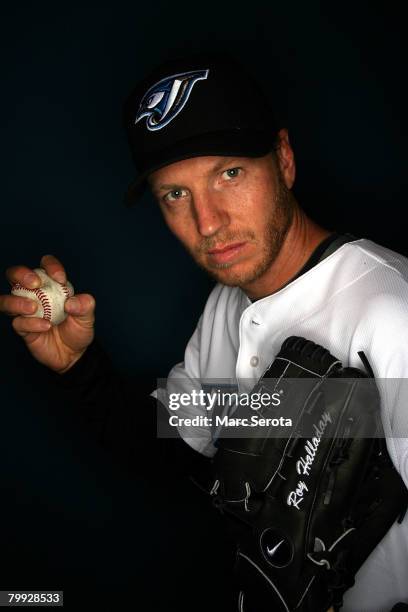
[250,356,259,367]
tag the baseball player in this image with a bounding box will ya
[1,54,408,611]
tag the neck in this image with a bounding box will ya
[243,207,331,300]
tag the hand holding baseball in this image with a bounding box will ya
[11,267,75,325]
[0,254,95,373]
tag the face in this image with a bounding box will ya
[149,134,296,292]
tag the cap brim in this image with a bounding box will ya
[124,130,276,207]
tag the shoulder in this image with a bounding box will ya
[327,239,408,314]
[346,238,408,280]
[347,239,408,310]
[343,240,408,338]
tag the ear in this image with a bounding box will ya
[275,128,296,189]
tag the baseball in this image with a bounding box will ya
[11,267,74,325]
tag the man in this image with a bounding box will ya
[1,54,408,611]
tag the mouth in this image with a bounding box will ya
[207,242,247,265]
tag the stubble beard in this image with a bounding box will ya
[191,170,296,288]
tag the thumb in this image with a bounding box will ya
[65,293,96,326]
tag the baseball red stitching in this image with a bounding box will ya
[12,283,53,321]
[61,284,72,299]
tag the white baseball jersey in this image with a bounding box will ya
[160,238,408,612]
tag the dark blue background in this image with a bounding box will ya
[0,1,407,610]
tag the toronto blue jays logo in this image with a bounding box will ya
[135,69,209,131]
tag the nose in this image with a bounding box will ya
[192,190,230,237]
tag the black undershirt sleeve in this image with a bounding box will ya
[45,338,213,487]
[42,341,236,611]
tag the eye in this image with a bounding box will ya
[222,167,242,180]
[163,188,188,203]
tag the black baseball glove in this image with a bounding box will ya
[208,337,408,612]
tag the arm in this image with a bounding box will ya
[46,337,213,484]
[0,257,234,609]
[0,255,212,483]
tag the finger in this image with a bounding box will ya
[12,315,51,337]
[64,293,96,324]
[39,254,67,284]
[6,265,42,289]
[0,294,38,316]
